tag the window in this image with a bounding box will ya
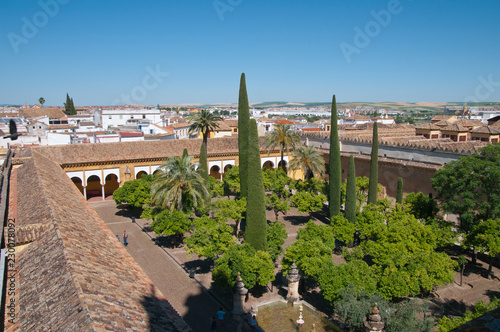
[109,116,112,119]
[142,115,146,119]
[130,115,134,119]
[459,136,466,142]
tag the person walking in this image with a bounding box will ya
[123,230,128,246]
[250,315,258,330]
[210,316,217,331]
[216,307,225,327]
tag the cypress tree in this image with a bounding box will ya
[329,95,342,218]
[367,122,379,205]
[245,119,267,251]
[199,143,210,207]
[396,177,403,205]
[64,93,71,115]
[238,73,250,199]
[345,155,356,223]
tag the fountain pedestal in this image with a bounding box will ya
[287,260,300,301]
[232,272,248,315]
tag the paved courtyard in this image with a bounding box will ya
[91,200,240,332]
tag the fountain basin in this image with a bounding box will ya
[256,301,343,332]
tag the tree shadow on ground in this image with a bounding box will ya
[283,214,311,226]
[184,259,213,275]
[429,298,473,318]
[310,205,330,224]
[115,205,143,219]
[141,284,191,331]
[153,235,184,249]
[485,290,500,302]
[182,286,239,332]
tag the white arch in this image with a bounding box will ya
[208,160,221,170]
[222,160,235,172]
[103,168,120,183]
[66,171,84,183]
[135,166,149,178]
[85,170,103,185]
[151,164,162,173]
[260,157,276,168]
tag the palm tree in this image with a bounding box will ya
[263,123,301,171]
[188,109,222,156]
[289,145,325,180]
[151,153,209,212]
[39,97,45,107]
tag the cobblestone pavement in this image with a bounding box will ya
[91,200,240,332]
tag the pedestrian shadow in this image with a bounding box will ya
[141,284,190,331]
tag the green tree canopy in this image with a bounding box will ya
[212,243,275,290]
[151,210,192,239]
[184,216,236,259]
[431,144,500,234]
[113,174,154,208]
[290,191,326,214]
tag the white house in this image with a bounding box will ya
[96,108,163,129]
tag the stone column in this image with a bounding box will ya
[232,272,248,315]
[364,303,384,332]
[101,184,105,200]
[83,186,87,200]
[287,260,300,301]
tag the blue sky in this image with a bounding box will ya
[1,0,500,106]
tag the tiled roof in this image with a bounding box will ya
[170,122,191,129]
[300,126,488,155]
[433,120,451,127]
[416,123,441,130]
[431,115,456,123]
[18,107,66,120]
[471,126,500,134]
[440,124,469,132]
[455,118,483,128]
[19,137,256,165]
[275,119,295,125]
[7,152,191,331]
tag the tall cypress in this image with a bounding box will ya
[238,73,250,199]
[329,95,342,218]
[345,155,356,223]
[396,177,403,205]
[368,122,379,205]
[199,142,210,207]
[245,119,267,251]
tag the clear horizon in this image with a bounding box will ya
[1,0,500,106]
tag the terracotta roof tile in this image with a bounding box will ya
[7,153,191,331]
[19,137,262,165]
[471,126,500,134]
[18,107,66,120]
